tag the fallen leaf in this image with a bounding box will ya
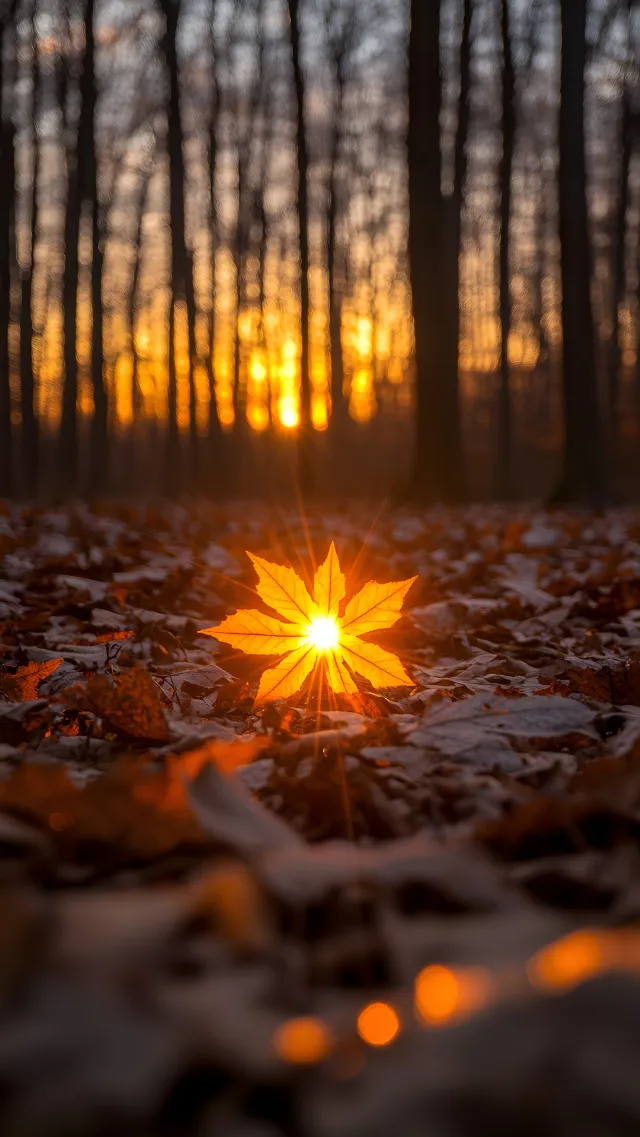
[202,548,415,703]
[188,761,302,855]
[0,658,63,702]
[74,666,170,743]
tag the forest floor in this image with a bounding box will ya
[1,501,640,1136]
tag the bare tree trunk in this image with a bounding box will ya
[255,67,271,366]
[0,2,17,497]
[158,0,196,489]
[232,145,246,432]
[451,0,473,368]
[409,0,464,501]
[326,8,354,431]
[327,166,343,428]
[497,0,515,498]
[206,19,221,465]
[185,249,199,482]
[84,0,108,495]
[287,0,312,490]
[532,161,548,367]
[636,195,640,436]
[556,0,605,501]
[59,0,96,494]
[607,81,632,440]
[19,0,40,498]
[128,164,152,450]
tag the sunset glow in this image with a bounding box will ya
[30,264,553,437]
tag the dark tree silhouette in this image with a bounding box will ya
[451,0,473,399]
[607,2,633,440]
[85,0,108,495]
[287,0,312,488]
[556,0,605,501]
[497,0,515,498]
[125,156,154,484]
[19,0,40,498]
[325,0,357,433]
[59,0,95,493]
[204,0,222,480]
[158,0,199,487]
[409,0,464,501]
[230,0,266,439]
[0,0,18,497]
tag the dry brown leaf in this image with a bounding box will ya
[77,666,170,743]
[0,758,207,863]
[0,658,63,702]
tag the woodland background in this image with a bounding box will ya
[0,0,638,501]
[3,4,640,1130]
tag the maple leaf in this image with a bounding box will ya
[201,544,416,703]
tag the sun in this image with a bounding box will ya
[307,616,340,653]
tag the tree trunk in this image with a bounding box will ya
[326,6,355,436]
[607,82,632,440]
[129,164,152,457]
[287,0,312,490]
[556,0,605,501]
[327,54,346,429]
[158,0,195,489]
[206,23,221,463]
[409,0,464,501]
[185,249,199,483]
[497,0,515,498]
[451,0,473,368]
[636,192,640,437]
[0,3,17,497]
[84,0,108,495]
[532,160,548,367]
[232,146,246,433]
[19,0,40,498]
[59,0,96,494]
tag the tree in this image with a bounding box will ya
[408,0,464,501]
[125,154,154,485]
[19,0,40,497]
[451,0,473,400]
[59,0,98,494]
[157,0,199,487]
[0,0,18,497]
[84,0,108,494]
[205,1,221,469]
[607,0,633,440]
[325,0,357,432]
[556,0,605,501]
[497,0,515,498]
[287,0,312,488]
[230,0,266,437]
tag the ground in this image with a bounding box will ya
[0,501,640,1136]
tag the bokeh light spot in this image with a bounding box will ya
[357,1002,400,1047]
[415,965,461,1025]
[528,930,608,991]
[274,1016,333,1066]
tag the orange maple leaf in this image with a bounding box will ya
[201,544,416,704]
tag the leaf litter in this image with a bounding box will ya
[1,503,640,1134]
